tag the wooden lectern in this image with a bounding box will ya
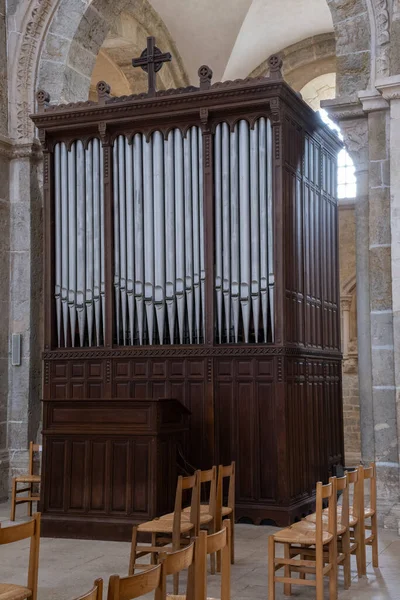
[40,397,190,540]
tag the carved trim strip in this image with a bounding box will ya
[14,0,55,140]
[43,346,342,360]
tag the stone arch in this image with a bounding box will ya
[249,33,337,91]
[343,274,357,296]
[10,0,376,143]
[37,0,189,104]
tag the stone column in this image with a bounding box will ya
[6,144,43,484]
[0,0,10,500]
[0,135,11,501]
[341,295,353,357]
[376,75,400,529]
[324,92,400,528]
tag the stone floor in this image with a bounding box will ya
[1,503,400,599]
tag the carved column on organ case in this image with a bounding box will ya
[99,121,114,349]
[200,103,215,464]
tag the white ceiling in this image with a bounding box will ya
[149,0,334,83]
[224,0,334,80]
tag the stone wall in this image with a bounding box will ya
[339,206,361,463]
[0,0,10,501]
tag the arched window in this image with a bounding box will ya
[319,108,356,200]
[300,74,357,201]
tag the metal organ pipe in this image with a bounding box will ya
[214,125,223,343]
[100,146,106,344]
[230,128,240,343]
[153,131,166,344]
[60,143,69,346]
[267,119,275,340]
[198,133,205,342]
[143,135,155,344]
[93,139,102,347]
[133,134,144,345]
[214,117,274,344]
[191,127,201,344]
[111,128,204,346]
[118,135,128,345]
[239,120,251,343]
[125,138,135,346]
[165,130,176,345]
[85,141,94,347]
[54,143,62,347]
[54,139,104,348]
[258,118,269,342]
[221,123,231,344]
[174,129,185,344]
[67,143,77,346]
[76,140,86,347]
[250,123,260,342]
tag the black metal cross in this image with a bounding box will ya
[132,36,172,97]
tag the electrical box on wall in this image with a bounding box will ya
[11,333,21,366]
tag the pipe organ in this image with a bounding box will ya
[33,51,344,540]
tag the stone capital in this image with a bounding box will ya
[341,295,353,312]
[10,141,43,161]
[320,96,365,124]
[358,89,389,112]
[376,75,400,101]
[0,134,12,159]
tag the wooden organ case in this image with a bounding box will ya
[32,50,344,540]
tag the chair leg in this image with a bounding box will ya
[268,536,275,600]
[230,513,235,564]
[128,526,138,575]
[283,543,291,596]
[209,523,216,575]
[359,522,367,576]
[316,554,324,600]
[328,539,337,600]
[28,484,33,517]
[299,552,306,580]
[342,530,351,590]
[10,479,16,521]
[150,533,157,565]
[173,535,180,595]
[354,523,363,578]
[371,514,379,568]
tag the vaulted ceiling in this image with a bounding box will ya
[90,0,334,97]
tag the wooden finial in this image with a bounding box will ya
[132,36,172,97]
[198,65,213,90]
[36,90,50,112]
[268,55,283,80]
[96,81,111,105]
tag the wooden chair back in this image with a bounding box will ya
[73,579,103,600]
[315,478,337,556]
[360,462,377,513]
[199,466,217,518]
[194,521,231,600]
[29,442,42,476]
[107,564,162,600]
[346,467,361,519]
[177,471,201,535]
[156,541,195,600]
[337,473,349,529]
[0,513,41,600]
[216,462,235,528]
